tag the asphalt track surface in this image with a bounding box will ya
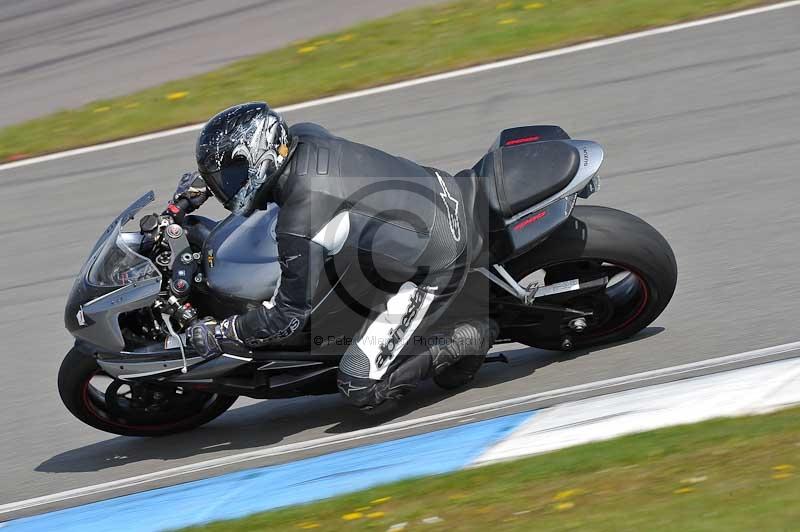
[2,4,800,516]
[0,0,445,127]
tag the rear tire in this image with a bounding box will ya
[505,206,677,350]
[58,347,238,437]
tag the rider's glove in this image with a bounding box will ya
[188,316,242,359]
[168,172,210,214]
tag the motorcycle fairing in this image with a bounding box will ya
[72,277,162,352]
[65,191,162,352]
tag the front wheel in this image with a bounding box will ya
[503,206,677,350]
[58,347,238,437]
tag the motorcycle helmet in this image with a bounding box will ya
[196,102,292,216]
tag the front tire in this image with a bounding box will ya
[505,206,677,350]
[58,347,238,437]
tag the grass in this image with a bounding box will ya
[185,405,800,531]
[0,0,776,162]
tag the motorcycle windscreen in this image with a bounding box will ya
[78,191,161,287]
[87,191,156,259]
[86,224,160,287]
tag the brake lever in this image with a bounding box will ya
[162,313,188,373]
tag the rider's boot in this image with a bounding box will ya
[432,318,499,390]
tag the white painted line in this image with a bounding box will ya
[1,0,798,173]
[2,339,799,516]
[0,123,204,173]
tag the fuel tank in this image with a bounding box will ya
[201,205,281,303]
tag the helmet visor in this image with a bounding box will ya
[203,156,249,206]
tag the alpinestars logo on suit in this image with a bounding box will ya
[435,172,461,242]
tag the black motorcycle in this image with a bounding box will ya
[59,125,677,436]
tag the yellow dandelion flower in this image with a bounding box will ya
[371,496,392,504]
[674,487,695,494]
[297,523,320,529]
[297,46,317,54]
[773,464,795,472]
[498,18,517,25]
[524,2,545,9]
[553,489,584,500]
[313,39,330,46]
[555,502,575,511]
[341,512,363,521]
[93,106,111,113]
[367,511,385,518]
[773,473,793,480]
[166,91,188,101]
[336,33,355,42]
[354,506,371,512]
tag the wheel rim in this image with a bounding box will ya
[81,371,220,432]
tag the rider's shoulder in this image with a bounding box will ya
[289,122,336,141]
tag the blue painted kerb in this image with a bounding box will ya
[5,410,534,531]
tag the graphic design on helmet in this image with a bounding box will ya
[228,111,290,214]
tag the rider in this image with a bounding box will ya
[180,102,498,411]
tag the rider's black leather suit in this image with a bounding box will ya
[234,123,484,407]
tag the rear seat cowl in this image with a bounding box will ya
[473,140,580,228]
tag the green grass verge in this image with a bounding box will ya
[185,406,800,531]
[0,0,775,162]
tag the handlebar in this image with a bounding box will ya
[175,198,192,224]
[164,197,193,225]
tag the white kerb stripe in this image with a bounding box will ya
[0,0,798,173]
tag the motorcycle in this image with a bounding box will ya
[58,125,677,436]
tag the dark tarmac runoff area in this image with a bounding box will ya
[1,3,799,516]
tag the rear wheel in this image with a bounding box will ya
[58,347,238,437]
[503,206,677,350]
